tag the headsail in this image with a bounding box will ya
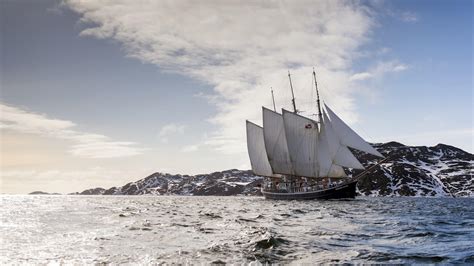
[324,104,384,158]
[262,107,294,175]
[282,109,319,177]
[322,110,364,168]
[246,121,274,177]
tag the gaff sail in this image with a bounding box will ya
[246,121,275,177]
[282,109,320,178]
[262,107,295,175]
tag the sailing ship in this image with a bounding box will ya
[246,69,387,200]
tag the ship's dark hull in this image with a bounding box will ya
[261,180,358,200]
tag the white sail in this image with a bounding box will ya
[324,109,364,169]
[324,104,384,158]
[327,164,346,178]
[317,111,336,176]
[317,109,364,177]
[333,146,364,169]
[282,109,319,178]
[246,121,274,177]
[262,107,294,175]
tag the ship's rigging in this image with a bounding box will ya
[246,69,386,199]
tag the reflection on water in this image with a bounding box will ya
[1,196,473,264]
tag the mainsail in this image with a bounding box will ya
[262,107,294,175]
[282,109,320,177]
[246,121,274,177]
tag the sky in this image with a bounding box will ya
[0,0,472,194]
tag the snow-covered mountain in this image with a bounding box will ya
[353,142,473,197]
[75,142,473,197]
[95,169,261,196]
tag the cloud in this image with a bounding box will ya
[350,61,409,81]
[181,144,199,153]
[400,11,418,23]
[158,123,187,143]
[392,64,408,72]
[383,6,419,23]
[0,103,145,158]
[65,0,378,155]
[0,103,75,133]
[349,72,373,81]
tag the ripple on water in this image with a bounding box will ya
[0,196,473,264]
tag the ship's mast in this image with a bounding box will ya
[271,87,277,112]
[313,67,323,123]
[288,71,297,113]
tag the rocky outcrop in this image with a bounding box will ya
[352,142,473,197]
[95,169,261,196]
[79,187,106,195]
[29,191,51,195]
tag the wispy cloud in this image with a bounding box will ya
[0,103,145,158]
[400,11,418,23]
[349,72,373,81]
[181,144,199,153]
[350,61,409,81]
[158,123,187,143]
[382,6,419,23]
[66,0,381,154]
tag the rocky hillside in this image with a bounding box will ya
[353,142,473,197]
[74,142,473,197]
[88,169,261,196]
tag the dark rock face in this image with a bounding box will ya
[351,142,473,197]
[73,142,473,197]
[90,169,262,196]
[28,191,61,195]
[28,191,51,195]
[79,187,106,195]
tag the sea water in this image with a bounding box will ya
[1,195,473,264]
